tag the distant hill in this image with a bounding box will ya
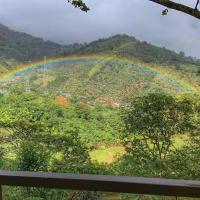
[1,23,200,69]
[10,58,199,106]
[0,23,83,70]
[74,34,200,67]
[0,24,65,61]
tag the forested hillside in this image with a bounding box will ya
[0,24,63,60]
[1,23,200,71]
[0,23,83,70]
[75,34,200,66]
[1,90,200,199]
[10,59,197,106]
[1,23,200,97]
[0,23,200,200]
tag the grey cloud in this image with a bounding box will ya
[0,0,200,57]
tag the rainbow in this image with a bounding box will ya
[0,54,199,93]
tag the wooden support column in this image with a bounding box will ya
[0,186,3,200]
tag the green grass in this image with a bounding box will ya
[90,146,125,164]
[88,62,103,78]
[173,134,189,148]
[89,134,189,164]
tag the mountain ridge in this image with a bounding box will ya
[0,23,200,72]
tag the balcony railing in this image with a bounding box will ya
[0,170,200,199]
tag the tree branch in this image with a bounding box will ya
[68,0,200,20]
[67,0,90,12]
[195,0,200,10]
[149,0,200,20]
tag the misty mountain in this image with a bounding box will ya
[0,23,200,71]
[74,34,200,66]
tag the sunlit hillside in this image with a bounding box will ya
[5,58,197,107]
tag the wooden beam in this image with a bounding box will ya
[0,171,200,197]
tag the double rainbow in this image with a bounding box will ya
[0,54,199,93]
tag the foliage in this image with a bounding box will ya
[0,23,83,68]
[11,58,198,110]
[167,146,200,179]
[121,93,191,160]
[0,90,111,199]
[76,35,200,66]
[149,0,200,20]
[165,94,200,179]
[0,89,200,199]
[50,131,91,173]
[0,22,200,199]
[17,140,50,171]
[1,23,200,72]
[67,0,90,12]
[117,93,199,177]
[67,0,200,20]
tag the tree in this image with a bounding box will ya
[0,91,67,145]
[118,93,196,177]
[166,95,200,179]
[50,130,91,173]
[68,0,200,20]
[17,140,49,171]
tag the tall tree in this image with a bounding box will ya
[118,93,196,177]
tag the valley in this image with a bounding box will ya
[0,23,200,199]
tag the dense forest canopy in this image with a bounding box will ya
[0,90,200,199]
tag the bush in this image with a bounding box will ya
[17,140,49,171]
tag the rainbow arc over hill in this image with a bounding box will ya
[0,54,199,93]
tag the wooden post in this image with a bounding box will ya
[0,186,2,200]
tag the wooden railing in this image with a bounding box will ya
[0,171,200,199]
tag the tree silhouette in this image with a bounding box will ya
[67,0,89,12]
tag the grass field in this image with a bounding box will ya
[89,134,189,164]
[90,146,126,164]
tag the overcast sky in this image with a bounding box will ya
[0,0,200,58]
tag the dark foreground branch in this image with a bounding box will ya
[67,0,90,12]
[66,0,200,20]
[149,0,200,19]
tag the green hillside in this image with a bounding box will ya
[10,59,197,106]
[0,23,83,70]
[75,34,200,66]
[1,23,200,69]
[0,25,58,59]
[0,23,200,103]
[0,23,200,200]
